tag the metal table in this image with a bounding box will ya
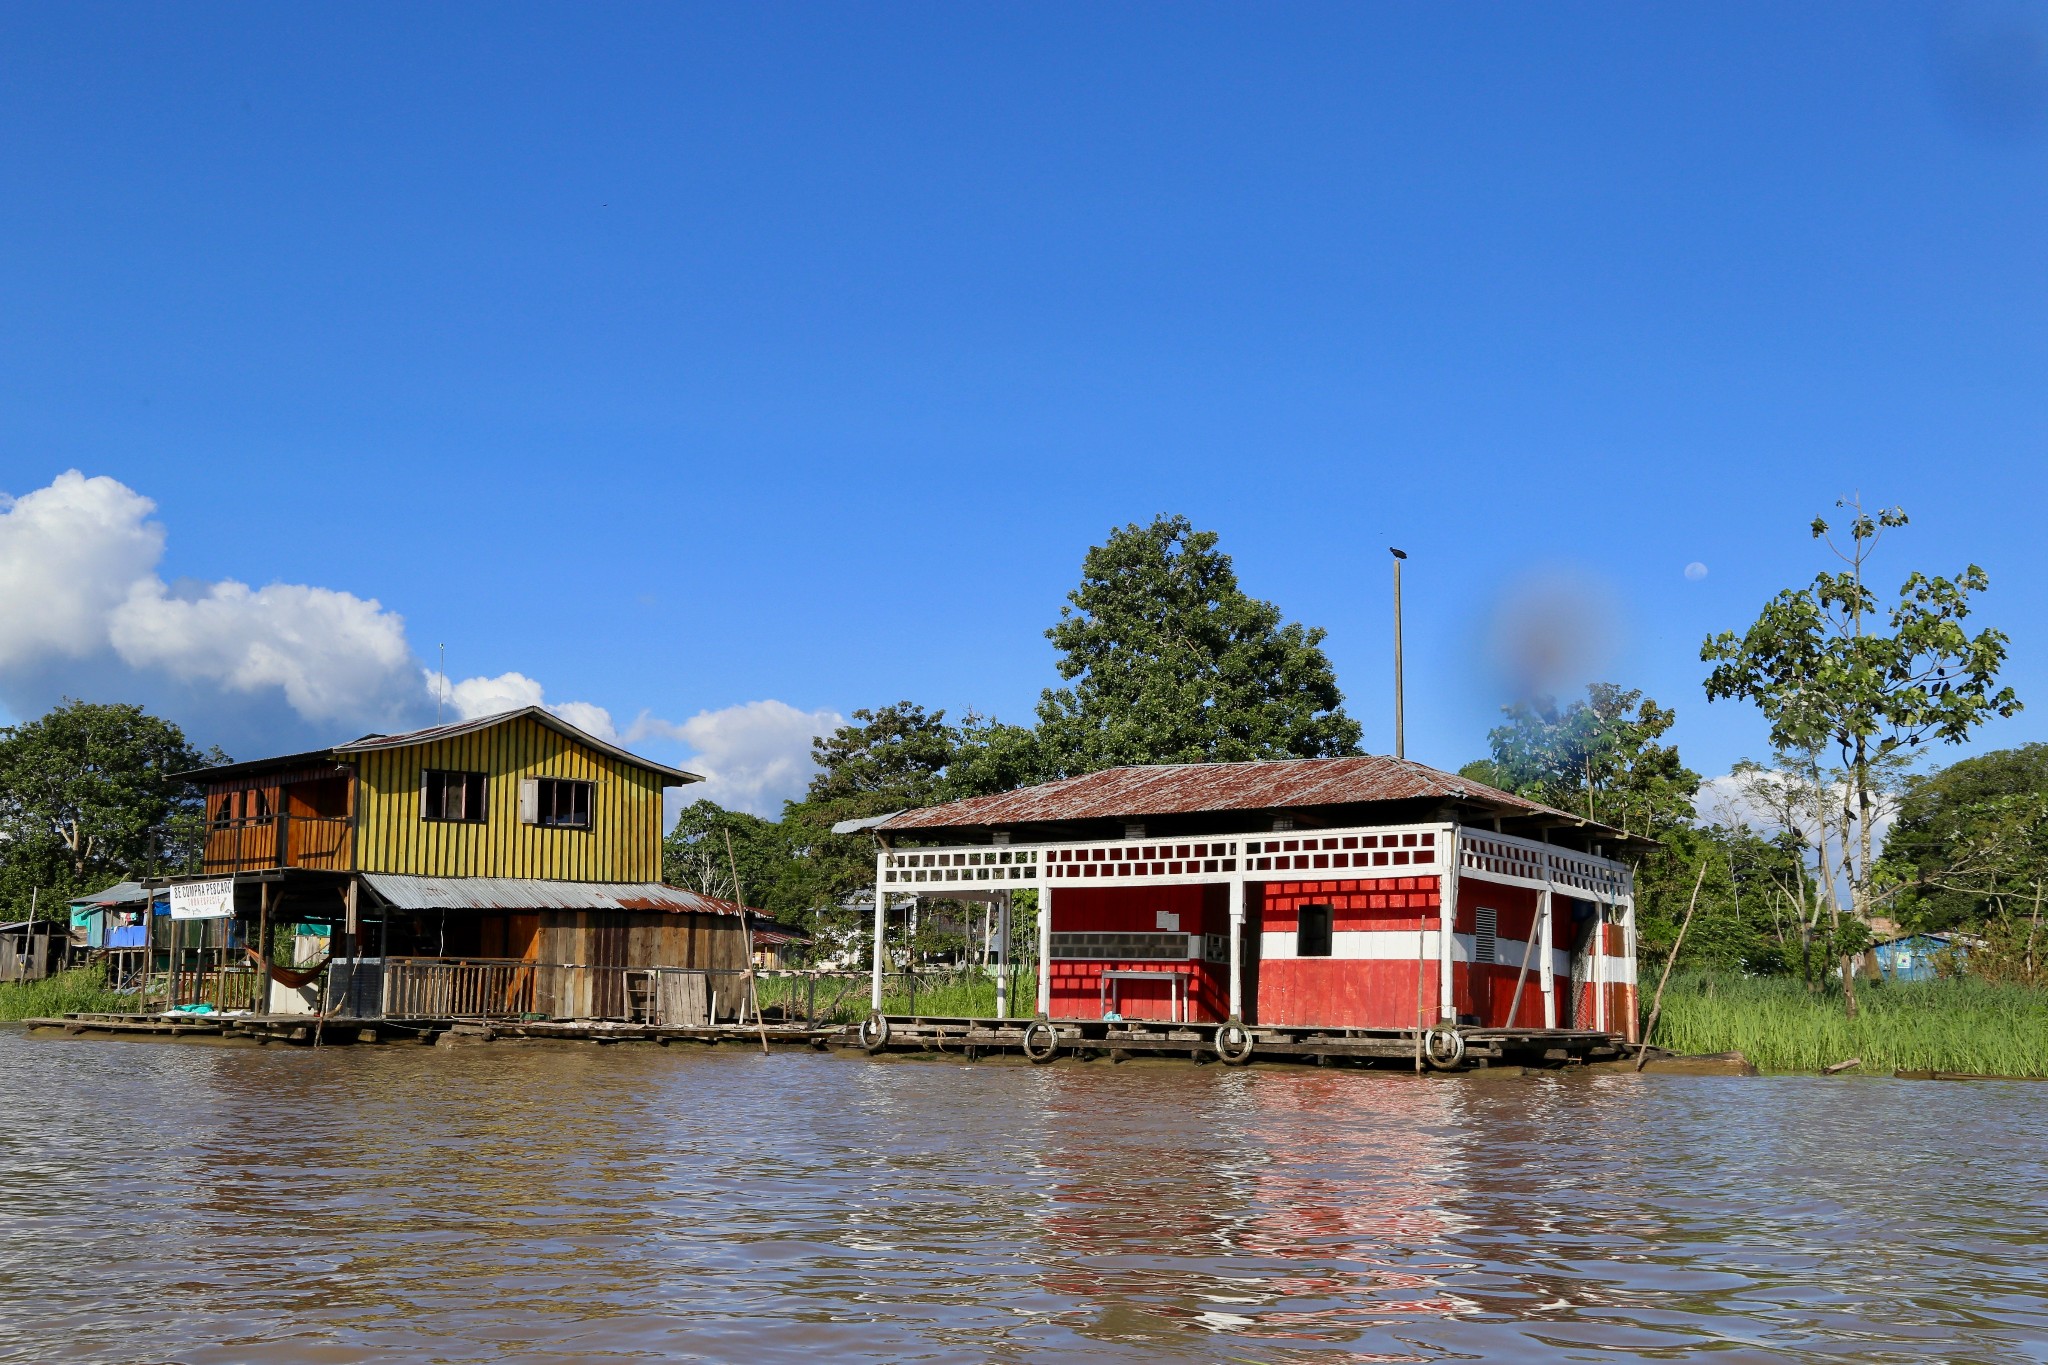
[1099,967,1191,1023]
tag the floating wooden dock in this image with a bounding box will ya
[839,1014,1626,1070]
[25,1012,837,1048]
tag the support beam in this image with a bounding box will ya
[994,890,1011,1019]
[1438,876,1455,1022]
[1539,883,1557,1029]
[1227,877,1246,1019]
[869,888,887,1012]
[1035,883,1052,1017]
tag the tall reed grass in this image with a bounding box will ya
[1649,973,2048,1076]
[0,967,129,1022]
[753,968,1030,1024]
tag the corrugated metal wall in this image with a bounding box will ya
[353,715,667,881]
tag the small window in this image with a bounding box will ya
[1297,904,1333,958]
[535,778,592,829]
[1473,906,1497,964]
[216,789,271,825]
[422,770,488,823]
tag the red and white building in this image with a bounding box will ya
[863,756,1643,1041]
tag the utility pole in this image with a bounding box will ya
[1390,548,1408,759]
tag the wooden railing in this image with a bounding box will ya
[345,959,751,1025]
[156,967,266,1011]
[201,814,354,874]
[383,957,536,1019]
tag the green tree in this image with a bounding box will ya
[661,798,805,919]
[0,700,214,918]
[1881,744,2048,932]
[1035,515,1361,776]
[779,703,965,941]
[1702,498,2021,1013]
[1465,683,1699,838]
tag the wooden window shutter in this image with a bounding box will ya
[418,769,429,819]
[519,778,540,825]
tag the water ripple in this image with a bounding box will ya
[0,1032,2043,1363]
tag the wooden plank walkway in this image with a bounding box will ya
[841,1015,1627,1070]
[24,1013,836,1048]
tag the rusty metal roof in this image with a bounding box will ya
[876,755,1608,833]
[360,875,748,917]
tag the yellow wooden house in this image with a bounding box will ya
[164,707,752,1023]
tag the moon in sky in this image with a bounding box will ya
[1685,562,1709,581]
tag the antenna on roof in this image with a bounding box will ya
[438,643,446,724]
[1389,548,1408,759]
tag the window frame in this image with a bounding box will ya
[421,769,489,824]
[1296,903,1334,958]
[535,777,594,830]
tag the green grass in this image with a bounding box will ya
[0,967,130,1022]
[1649,973,2048,1076]
[753,969,1034,1024]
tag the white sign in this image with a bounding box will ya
[170,879,236,920]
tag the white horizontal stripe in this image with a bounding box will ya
[1260,931,1637,981]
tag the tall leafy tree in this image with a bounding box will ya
[1880,744,2048,932]
[662,798,804,919]
[779,703,965,938]
[1035,515,1361,776]
[1702,498,2021,1012]
[0,700,214,917]
[1465,682,1699,838]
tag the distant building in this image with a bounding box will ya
[1867,932,1977,983]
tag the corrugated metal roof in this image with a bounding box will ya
[360,874,747,916]
[335,708,701,784]
[877,755,1607,833]
[70,881,150,907]
[175,707,702,786]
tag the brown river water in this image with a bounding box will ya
[0,1028,2043,1364]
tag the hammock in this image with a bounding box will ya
[245,947,331,990]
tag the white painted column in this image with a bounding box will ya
[1035,881,1053,1017]
[1437,877,1456,1022]
[1226,877,1246,1019]
[994,890,1012,1018]
[1594,901,1609,1032]
[1539,882,1557,1029]
[869,886,888,1013]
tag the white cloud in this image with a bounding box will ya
[0,471,420,729]
[640,700,843,817]
[0,473,165,662]
[1698,768,1898,857]
[1,472,833,810]
[423,669,621,742]
[112,580,415,726]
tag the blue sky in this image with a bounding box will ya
[1,3,2044,813]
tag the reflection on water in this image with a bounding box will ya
[0,1030,2042,1363]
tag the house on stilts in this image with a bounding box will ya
[122,706,756,1035]
[852,755,1647,1068]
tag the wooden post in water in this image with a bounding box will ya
[1636,861,1709,1071]
[725,828,770,1055]
[1503,900,1543,1030]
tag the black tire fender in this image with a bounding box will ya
[1423,1025,1466,1070]
[1021,1019,1059,1063]
[1215,1021,1255,1065]
[858,1011,891,1052]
